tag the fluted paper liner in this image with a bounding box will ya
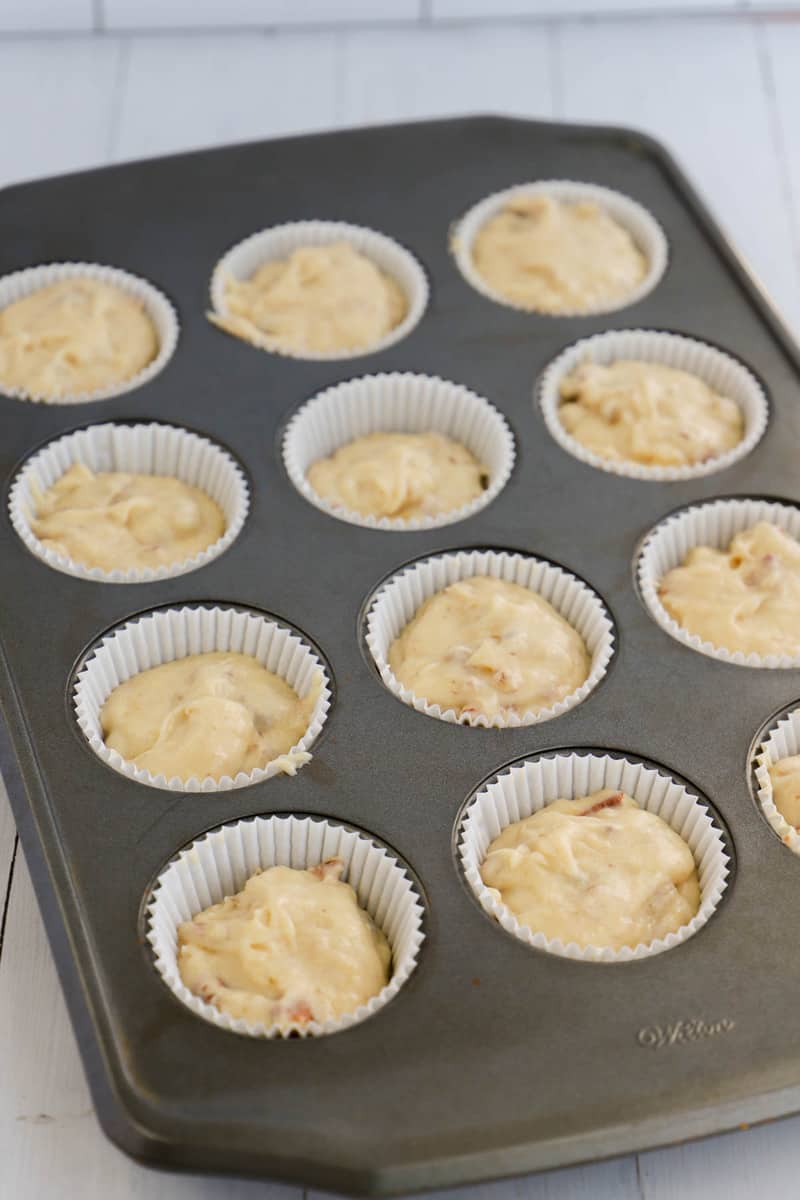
[452,180,668,317]
[459,751,729,962]
[0,262,178,404]
[209,220,428,361]
[283,372,515,531]
[365,550,614,727]
[754,707,800,854]
[9,422,249,583]
[146,814,425,1038]
[638,497,800,667]
[539,329,767,481]
[74,606,331,791]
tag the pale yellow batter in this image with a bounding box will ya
[101,652,317,782]
[471,193,647,313]
[558,359,743,467]
[31,463,225,572]
[388,576,590,721]
[0,278,158,399]
[307,432,488,521]
[659,521,800,657]
[211,242,407,354]
[481,789,700,951]
[177,858,391,1029]
[767,755,800,828]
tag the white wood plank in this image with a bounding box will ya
[112,31,340,162]
[0,847,302,1199]
[0,37,122,189]
[640,1118,800,1200]
[0,0,93,32]
[102,0,419,31]
[432,2,741,17]
[761,18,800,315]
[557,15,800,334]
[338,22,555,126]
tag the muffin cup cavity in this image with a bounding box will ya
[283,372,515,531]
[74,605,331,791]
[0,262,179,405]
[365,549,615,728]
[754,706,800,854]
[209,220,428,361]
[9,422,249,583]
[146,813,425,1038]
[459,751,729,963]
[539,329,768,481]
[638,497,800,668]
[452,180,668,317]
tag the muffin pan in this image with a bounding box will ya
[2,116,800,1194]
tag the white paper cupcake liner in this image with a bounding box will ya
[538,329,768,481]
[74,605,331,791]
[452,180,668,317]
[753,706,800,854]
[638,497,800,668]
[365,549,615,728]
[459,751,729,963]
[9,422,249,583]
[0,262,179,404]
[208,221,428,361]
[282,372,515,531]
[146,813,425,1038]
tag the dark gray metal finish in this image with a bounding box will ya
[1,116,800,1195]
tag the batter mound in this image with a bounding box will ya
[32,463,225,573]
[101,651,317,782]
[0,277,158,399]
[767,755,800,828]
[307,431,488,521]
[471,193,647,313]
[558,359,743,468]
[212,241,407,354]
[658,521,800,657]
[387,575,590,721]
[480,789,700,951]
[178,858,391,1030]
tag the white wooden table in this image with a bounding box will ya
[2,13,800,1196]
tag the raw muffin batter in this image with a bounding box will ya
[0,277,158,399]
[480,789,700,951]
[211,242,407,354]
[31,463,225,572]
[558,359,743,468]
[471,193,647,313]
[101,652,317,782]
[767,755,800,828]
[177,858,391,1029]
[307,431,488,521]
[388,575,590,721]
[658,521,800,657]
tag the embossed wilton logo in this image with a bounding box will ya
[637,1018,735,1049]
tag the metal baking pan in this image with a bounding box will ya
[2,115,800,1195]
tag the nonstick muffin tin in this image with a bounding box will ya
[2,115,800,1194]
